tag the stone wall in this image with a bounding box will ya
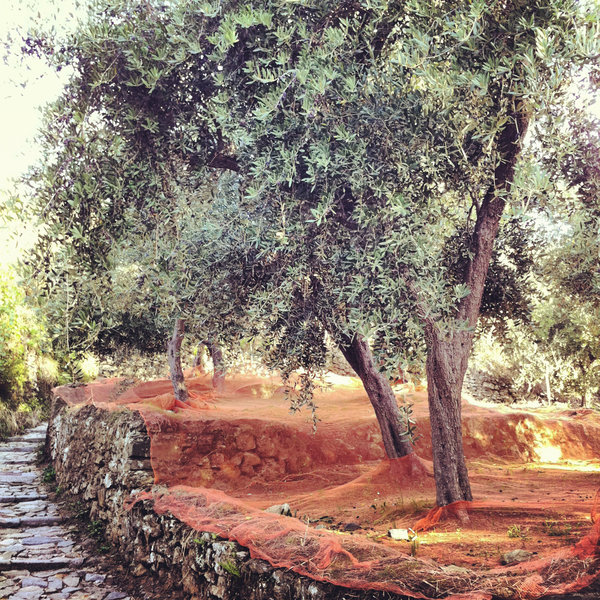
[47,395,409,600]
[463,368,522,404]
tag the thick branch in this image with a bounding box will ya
[338,331,414,459]
[204,338,226,391]
[192,344,205,372]
[207,152,239,172]
[458,109,529,327]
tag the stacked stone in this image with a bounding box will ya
[463,368,520,404]
[47,398,406,599]
[0,424,130,600]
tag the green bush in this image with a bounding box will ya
[0,267,53,438]
[472,305,600,407]
[77,352,100,382]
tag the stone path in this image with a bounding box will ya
[0,424,131,600]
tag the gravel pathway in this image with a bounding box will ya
[0,424,131,600]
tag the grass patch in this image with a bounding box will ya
[42,466,56,483]
[0,401,41,441]
[507,524,528,539]
[219,559,241,577]
[544,520,572,537]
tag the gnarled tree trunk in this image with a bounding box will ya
[204,338,226,391]
[168,317,189,403]
[339,333,414,459]
[425,109,529,506]
[426,329,473,506]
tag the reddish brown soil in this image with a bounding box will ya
[57,372,600,594]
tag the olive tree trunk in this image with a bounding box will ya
[339,333,414,459]
[204,338,226,391]
[168,317,189,403]
[425,110,529,506]
[425,329,473,505]
[193,344,206,373]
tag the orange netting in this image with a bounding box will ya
[55,372,600,599]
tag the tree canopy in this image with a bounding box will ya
[22,0,600,507]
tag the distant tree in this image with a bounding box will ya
[501,104,600,406]
[541,105,600,301]
[0,266,47,408]
[24,158,249,397]
[470,94,600,408]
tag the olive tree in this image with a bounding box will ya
[190,0,600,505]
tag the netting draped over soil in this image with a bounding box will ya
[56,375,600,600]
[129,485,600,600]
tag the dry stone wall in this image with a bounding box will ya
[47,394,409,600]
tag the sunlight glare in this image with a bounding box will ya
[534,443,562,463]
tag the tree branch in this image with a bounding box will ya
[398,265,438,329]
[207,152,239,172]
[457,109,529,327]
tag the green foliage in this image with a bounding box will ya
[42,465,56,483]
[0,402,39,440]
[468,78,600,406]
[68,498,88,520]
[0,268,37,403]
[472,211,600,407]
[19,0,593,343]
[0,267,53,415]
[88,519,104,538]
[24,240,170,371]
[194,0,599,375]
[87,518,111,552]
[507,524,528,539]
[544,519,572,537]
[218,559,241,578]
[15,0,600,464]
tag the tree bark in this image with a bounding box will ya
[425,109,529,506]
[544,365,552,406]
[192,344,206,372]
[168,318,189,403]
[338,332,414,459]
[204,338,226,391]
[425,329,473,505]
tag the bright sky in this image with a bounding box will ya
[0,0,81,264]
[0,0,81,190]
